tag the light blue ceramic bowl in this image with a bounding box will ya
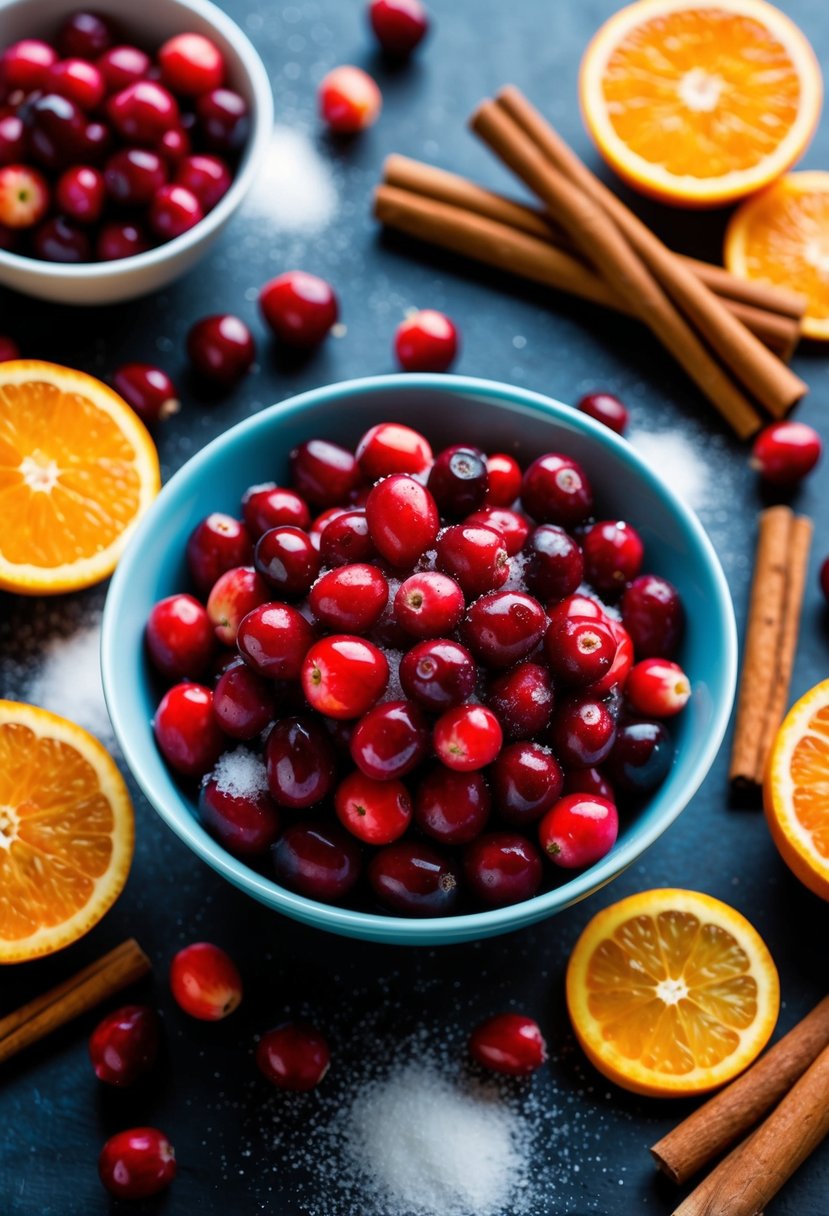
[102,374,737,945]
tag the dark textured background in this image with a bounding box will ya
[2,0,829,1212]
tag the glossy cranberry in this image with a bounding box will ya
[46,57,105,109]
[108,80,179,142]
[25,92,85,169]
[264,715,334,808]
[290,439,360,509]
[53,164,103,223]
[153,682,225,777]
[350,699,429,780]
[335,771,412,844]
[199,763,279,856]
[626,658,690,717]
[187,313,255,386]
[98,1128,175,1200]
[254,526,320,597]
[59,11,115,60]
[308,564,387,634]
[821,556,829,605]
[318,509,374,566]
[259,270,339,347]
[173,152,230,210]
[146,593,214,680]
[159,32,225,95]
[242,483,311,537]
[149,181,203,238]
[272,821,362,900]
[364,474,440,567]
[411,766,487,845]
[524,524,584,602]
[206,565,270,644]
[302,635,388,719]
[428,445,488,517]
[187,512,253,594]
[521,452,593,527]
[492,741,563,827]
[399,638,476,711]
[0,335,20,361]
[0,165,49,228]
[577,390,629,434]
[563,765,614,801]
[462,591,546,669]
[0,40,57,92]
[469,1013,547,1075]
[89,1005,160,1086]
[436,523,509,598]
[621,574,684,659]
[256,1022,330,1091]
[96,219,148,259]
[369,840,460,916]
[170,941,242,1019]
[465,506,529,557]
[486,661,554,740]
[213,661,274,739]
[97,44,150,93]
[80,118,110,161]
[484,452,522,506]
[751,420,822,485]
[157,124,190,165]
[548,591,609,629]
[355,422,432,480]
[588,618,633,697]
[0,114,25,166]
[395,309,458,371]
[114,362,179,425]
[550,697,616,769]
[433,704,503,771]
[606,720,673,794]
[237,603,314,680]
[105,146,167,204]
[196,87,249,151]
[393,572,464,639]
[582,520,644,593]
[369,0,429,55]
[464,832,542,908]
[539,793,618,869]
[544,616,616,687]
[319,64,381,133]
[38,215,93,262]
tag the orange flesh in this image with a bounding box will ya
[790,704,829,858]
[738,187,829,322]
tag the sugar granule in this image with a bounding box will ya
[26,621,114,745]
[211,748,269,799]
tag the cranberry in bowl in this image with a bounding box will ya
[101,374,737,945]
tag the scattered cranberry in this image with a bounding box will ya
[524,524,584,602]
[521,452,593,527]
[369,840,460,915]
[146,593,214,680]
[550,697,616,768]
[539,793,618,869]
[356,422,432,480]
[113,362,179,425]
[492,741,563,827]
[414,765,490,844]
[464,832,542,908]
[433,704,502,771]
[544,616,616,687]
[428,445,488,517]
[174,152,231,209]
[237,602,315,680]
[256,1022,330,1091]
[582,520,644,594]
[1,40,57,92]
[196,87,249,152]
[97,219,148,259]
[486,661,554,741]
[213,661,275,739]
[187,314,255,386]
[105,146,167,205]
[242,482,311,537]
[153,682,226,777]
[394,571,464,638]
[89,1005,160,1086]
[462,590,546,669]
[259,270,339,347]
[199,762,280,856]
[302,635,389,719]
[469,1013,547,1075]
[187,512,253,594]
[395,309,458,371]
[319,65,382,133]
[97,44,150,93]
[272,821,362,901]
[751,421,822,485]
[310,563,389,633]
[58,11,114,60]
[621,574,684,659]
[159,32,225,95]
[821,556,829,605]
[626,658,690,717]
[366,474,440,567]
[577,391,629,434]
[46,57,105,109]
[606,720,672,794]
[485,452,522,506]
[436,523,508,598]
[465,506,529,557]
[320,509,376,566]
[0,335,20,361]
[350,699,429,780]
[0,114,25,166]
[335,770,412,844]
[0,164,49,228]
[169,941,242,1020]
[207,565,270,644]
[290,439,360,508]
[98,1128,175,1201]
[369,0,429,55]
[265,715,335,808]
[399,637,476,711]
[254,525,320,596]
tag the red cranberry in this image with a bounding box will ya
[525,524,584,602]
[153,682,225,777]
[356,422,432,480]
[394,571,464,638]
[256,1022,330,1091]
[395,309,458,371]
[207,565,270,643]
[169,941,242,1019]
[254,526,320,596]
[259,271,339,347]
[544,616,616,687]
[521,452,593,527]
[492,741,563,826]
[751,420,822,485]
[399,638,476,711]
[199,761,279,856]
[97,219,148,259]
[158,124,190,165]
[265,715,335,808]
[99,1128,175,1200]
[105,147,167,205]
[46,57,105,109]
[319,65,381,133]
[820,556,829,605]
[290,438,360,508]
[414,765,490,844]
[436,523,508,598]
[114,362,179,425]
[59,12,115,60]
[469,1013,547,1075]
[319,509,375,566]
[582,520,644,594]
[0,335,20,361]
[588,617,633,697]
[159,32,225,95]
[465,506,530,557]
[538,793,618,868]
[242,483,311,537]
[563,765,615,801]
[187,314,255,386]
[1,40,57,92]
[621,574,684,659]
[335,770,412,844]
[0,114,25,166]
[550,696,616,768]
[433,704,503,771]
[175,152,231,210]
[25,93,85,169]
[310,563,388,633]
[89,1005,160,1086]
[302,635,388,719]
[428,445,488,517]
[486,662,554,740]
[577,391,629,434]
[626,658,690,717]
[485,452,522,506]
[213,661,275,739]
[33,215,91,262]
[109,80,179,142]
[187,512,253,594]
[605,720,673,794]
[272,821,362,901]
[369,0,429,55]
[55,164,104,222]
[196,87,249,151]
[366,474,440,567]
[146,593,214,680]
[464,832,543,908]
[80,118,110,161]
[0,165,49,228]
[150,181,203,238]
[350,699,429,780]
[237,603,314,680]
[97,44,150,93]
[462,590,546,669]
[369,840,460,916]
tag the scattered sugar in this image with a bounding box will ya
[628,429,710,511]
[382,649,404,702]
[503,551,530,590]
[210,747,269,799]
[243,125,337,233]
[25,620,114,746]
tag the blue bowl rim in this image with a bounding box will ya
[102,372,738,941]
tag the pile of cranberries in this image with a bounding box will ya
[0,13,247,262]
[147,421,690,918]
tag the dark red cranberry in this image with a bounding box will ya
[350,699,429,780]
[108,80,179,142]
[436,523,509,598]
[187,512,252,595]
[265,715,335,808]
[96,220,148,260]
[399,638,476,711]
[524,524,584,602]
[394,309,458,372]
[486,661,554,741]
[254,525,320,596]
[355,422,432,480]
[199,764,280,855]
[259,270,339,347]
[369,0,429,56]
[549,697,616,768]
[237,603,314,680]
[89,1005,160,1086]
[33,215,91,262]
[149,182,203,238]
[175,153,231,210]
[427,445,488,518]
[159,32,225,96]
[272,822,362,901]
[310,505,349,538]
[105,147,167,205]
[366,474,440,567]
[46,57,105,109]
[335,770,412,844]
[415,765,490,844]
[187,314,255,386]
[242,483,311,537]
[433,704,503,771]
[113,363,179,425]
[97,44,150,93]
[196,87,249,152]
[582,520,644,594]
[80,118,110,161]
[621,574,684,659]
[153,682,225,778]
[0,40,57,92]
[464,832,543,908]
[606,720,672,794]
[577,391,629,434]
[563,765,615,801]
[319,509,375,566]
[547,591,608,631]
[820,555,829,605]
[98,1128,175,1200]
[0,113,25,166]
[310,564,388,633]
[0,335,20,361]
[25,93,85,169]
[157,125,190,166]
[465,506,530,556]
[544,616,616,687]
[369,840,460,916]
[538,793,618,868]
[213,662,275,739]
[146,593,214,680]
[521,453,593,527]
[55,164,104,222]
[469,1013,547,1075]
[302,635,389,719]
[492,741,563,826]
[751,420,822,485]
[485,452,522,506]
[256,1022,330,1091]
[394,571,464,638]
[59,12,115,60]
[462,590,546,669]
[290,439,360,509]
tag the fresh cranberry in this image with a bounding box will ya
[538,793,618,868]
[58,11,115,60]
[254,526,320,597]
[563,765,615,801]
[187,313,255,386]
[0,335,20,361]
[187,512,253,594]
[199,760,279,855]
[394,309,458,371]
[108,80,179,142]
[436,523,508,598]
[149,181,203,238]
[621,574,684,659]
[157,124,190,166]
[105,146,167,205]
[546,592,608,634]
[256,1022,330,1091]
[89,1005,160,1086]
[97,219,148,259]
[33,215,91,262]
[492,741,563,826]
[159,32,225,95]
[153,682,225,777]
[462,590,546,669]
[524,524,584,602]
[174,152,231,210]
[0,40,57,92]
[366,474,440,567]
[821,556,829,605]
[265,716,335,808]
[319,510,375,566]
[319,65,381,133]
[114,363,179,425]
[550,697,616,768]
[588,618,633,697]
[46,57,105,109]
[399,638,476,711]
[369,0,429,55]
[544,616,616,687]
[290,439,360,508]
[302,635,388,719]
[577,391,629,434]
[626,658,690,717]
[369,840,460,916]
[428,445,488,517]
[196,87,249,151]
[237,603,314,680]
[469,1013,547,1075]
[485,452,522,506]
[242,483,311,537]
[335,771,412,844]
[213,661,274,739]
[486,661,554,740]
[0,165,49,228]
[606,720,673,794]
[413,765,489,844]
[751,421,822,485]
[350,699,429,780]
[272,822,362,901]
[97,44,150,93]
[25,93,85,169]
[433,704,503,771]
[98,1128,175,1200]
[355,422,432,480]
[54,164,103,222]
[146,593,214,680]
[394,572,464,638]
[309,564,388,634]
[80,118,110,161]
[0,114,25,166]
[464,832,542,907]
[465,507,530,557]
[582,520,643,594]
[169,941,242,1019]
[521,453,593,527]
[259,270,339,347]
[206,565,270,644]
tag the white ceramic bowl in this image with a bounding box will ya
[0,0,273,304]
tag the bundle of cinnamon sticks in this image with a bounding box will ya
[374,86,810,438]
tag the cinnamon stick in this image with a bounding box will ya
[0,939,151,1065]
[652,995,829,1183]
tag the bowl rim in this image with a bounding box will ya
[102,372,738,941]
[0,0,273,281]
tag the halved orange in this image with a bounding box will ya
[566,888,779,1096]
[579,0,823,207]
[0,701,134,963]
[764,679,829,900]
[725,172,829,341]
[0,360,160,595]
